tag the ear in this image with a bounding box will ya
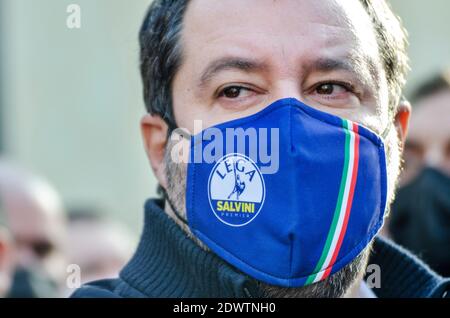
[141,114,169,189]
[394,99,411,146]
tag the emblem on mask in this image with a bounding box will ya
[208,153,266,227]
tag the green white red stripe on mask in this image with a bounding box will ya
[305,119,360,285]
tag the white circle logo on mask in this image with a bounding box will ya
[208,153,266,227]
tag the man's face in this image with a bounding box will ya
[167,0,402,220]
[172,0,390,135]
[401,90,450,185]
[2,183,67,285]
[156,0,406,297]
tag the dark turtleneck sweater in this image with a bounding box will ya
[71,199,450,298]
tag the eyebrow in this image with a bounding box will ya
[198,55,381,92]
[198,57,269,89]
[306,56,380,90]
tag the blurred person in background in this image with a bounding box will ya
[67,208,135,286]
[0,159,68,297]
[0,199,14,297]
[388,70,450,277]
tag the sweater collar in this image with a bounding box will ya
[120,199,449,298]
[367,236,449,298]
[119,199,261,298]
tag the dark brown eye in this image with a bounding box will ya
[316,84,335,95]
[221,86,243,98]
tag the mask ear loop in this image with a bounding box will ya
[160,186,188,225]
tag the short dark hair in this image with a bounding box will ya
[411,70,450,103]
[139,0,189,131]
[139,0,409,127]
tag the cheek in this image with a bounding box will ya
[164,138,189,209]
[384,130,403,207]
[359,114,383,134]
[165,136,191,167]
[172,97,197,133]
[172,66,206,131]
[338,110,382,135]
[172,92,220,133]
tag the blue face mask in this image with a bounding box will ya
[169,98,388,288]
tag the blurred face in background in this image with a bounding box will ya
[5,187,67,282]
[0,163,67,297]
[402,89,450,183]
[389,86,450,277]
[67,217,134,286]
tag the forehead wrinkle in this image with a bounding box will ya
[198,57,269,89]
[183,1,385,104]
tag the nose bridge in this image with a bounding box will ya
[272,74,303,102]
